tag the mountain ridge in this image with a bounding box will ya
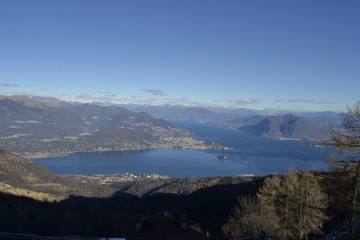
[0,96,217,158]
[239,114,329,140]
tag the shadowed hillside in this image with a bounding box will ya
[0,149,353,238]
[0,150,259,237]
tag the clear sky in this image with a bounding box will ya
[0,0,359,111]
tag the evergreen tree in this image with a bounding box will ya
[296,172,329,240]
[258,170,328,240]
[324,101,360,239]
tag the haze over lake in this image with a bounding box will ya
[33,122,327,177]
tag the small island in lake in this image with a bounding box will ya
[217,155,228,160]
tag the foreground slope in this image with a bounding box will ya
[0,150,114,200]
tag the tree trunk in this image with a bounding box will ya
[299,187,304,240]
[283,196,289,237]
[350,164,360,239]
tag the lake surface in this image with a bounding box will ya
[32,121,327,177]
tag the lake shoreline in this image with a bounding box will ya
[26,144,231,160]
[31,122,327,177]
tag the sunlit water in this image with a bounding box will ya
[33,121,327,177]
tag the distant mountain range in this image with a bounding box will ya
[130,105,226,123]
[121,103,340,142]
[123,103,341,128]
[224,115,267,129]
[0,95,214,158]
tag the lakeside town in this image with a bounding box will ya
[64,173,171,185]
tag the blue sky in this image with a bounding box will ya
[0,0,359,111]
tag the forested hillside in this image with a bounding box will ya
[0,95,217,158]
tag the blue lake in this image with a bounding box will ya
[32,121,327,177]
